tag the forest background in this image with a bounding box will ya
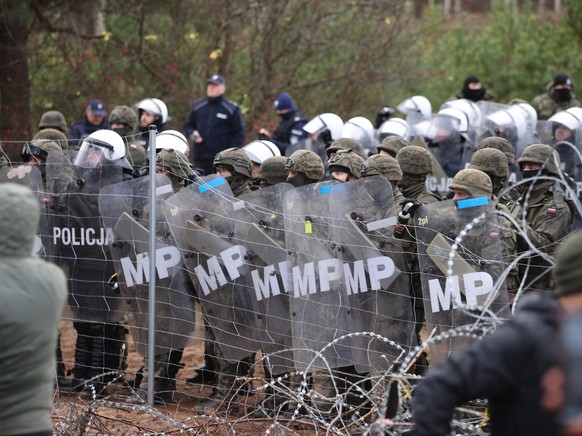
[1,0,581,161]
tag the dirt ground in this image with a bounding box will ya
[54,305,322,435]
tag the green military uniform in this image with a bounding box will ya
[509,144,574,291]
[531,79,581,120]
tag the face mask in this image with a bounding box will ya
[521,169,541,187]
[555,88,572,102]
[463,87,486,102]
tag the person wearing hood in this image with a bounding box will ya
[453,75,495,102]
[183,75,246,176]
[532,73,581,120]
[258,92,308,154]
[0,183,67,435]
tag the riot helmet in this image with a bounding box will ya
[341,116,376,155]
[303,113,344,146]
[155,130,190,156]
[377,117,411,142]
[73,129,132,170]
[242,139,281,165]
[396,95,432,118]
[136,98,170,127]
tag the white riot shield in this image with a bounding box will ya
[98,175,196,357]
[415,198,510,363]
[46,151,125,323]
[330,177,415,373]
[283,181,353,371]
[231,183,295,375]
[163,175,261,362]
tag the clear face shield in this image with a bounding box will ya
[73,138,114,168]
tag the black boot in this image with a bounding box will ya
[186,351,216,385]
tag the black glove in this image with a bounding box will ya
[257,132,270,141]
[399,199,423,217]
[375,105,395,128]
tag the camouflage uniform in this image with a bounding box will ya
[531,84,581,120]
[109,105,147,167]
[450,169,518,293]
[393,146,441,371]
[509,144,574,291]
[325,137,366,159]
[197,148,255,411]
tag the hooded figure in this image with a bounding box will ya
[0,183,67,435]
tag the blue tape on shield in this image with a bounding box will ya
[456,196,489,209]
[199,177,226,193]
[319,184,346,195]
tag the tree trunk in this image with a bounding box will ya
[0,5,31,160]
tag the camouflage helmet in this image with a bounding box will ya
[327,149,365,179]
[21,139,62,161]
[450,168,492,198]
[108,105,139,130]
[156,148,191,178]
[38,110,67,133]
[213,147,253,178]
[396,145,433,175]
[326,138,365,158]
[285,149,325,180]
[32,128,68,150]
[361,154,402,181]
[377,136,410,158]
[257,156,288,185]
[517,143,560,176]
[475,136,515,166]
[469,148,509,178]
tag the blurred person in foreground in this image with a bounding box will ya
[410,231,582,436]
[0,183,67,436]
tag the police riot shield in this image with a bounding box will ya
[230,183,295,375]
[46,151,125,323]
[98,175,196,357]
[0,165,48,258]
[414,113,464,178]
[163,175,261,361]
[330,177,415,373]
[283,181,354,371]
[414,198,510,363]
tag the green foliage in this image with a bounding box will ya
[415,4,582,108]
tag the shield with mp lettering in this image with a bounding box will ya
[99,174,196,357]
[229,182,295,375]
[414,198,510,364]
[163,174,262,362]
[330,176,415,373]
[283,180,354,371]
